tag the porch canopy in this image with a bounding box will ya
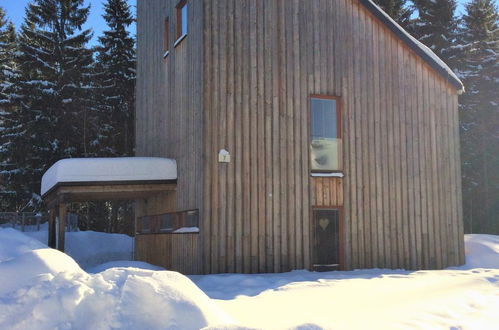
[41,157,177,252]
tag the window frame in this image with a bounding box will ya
[174,0,188,46]
[163,17,170,58]
[309,94,343,174]
[136,209,200,235]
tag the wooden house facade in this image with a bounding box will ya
[135,0,465,274]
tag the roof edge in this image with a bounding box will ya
[359,0,464,92]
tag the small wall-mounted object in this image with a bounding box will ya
[218,149,231,163]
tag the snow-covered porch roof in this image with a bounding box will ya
[40,157,177,252]
[41,157,177,198]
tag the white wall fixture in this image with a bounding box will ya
[218,149,231,163]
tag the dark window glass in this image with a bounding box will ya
[160,214,173,232]
[142,216,151,233]
[186,210,199,227]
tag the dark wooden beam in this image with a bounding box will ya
[58,203,67,252]
[48,208,56,248]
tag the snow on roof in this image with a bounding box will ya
[360,0,464,93]
[41,157,177,196]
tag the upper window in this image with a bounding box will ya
[310,96,342,171]
[163,17,170,58]
[175,0,188,45]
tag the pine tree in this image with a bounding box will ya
[372,0,413,28]
[412,0,459,66]
[2,0,94,211]
[457,0,499,234]
[94,0,135,157]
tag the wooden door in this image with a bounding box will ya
[313,209,341,270]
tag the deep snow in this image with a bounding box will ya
[0,228,498,329]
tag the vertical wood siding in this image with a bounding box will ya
[136,0,204,213]
[136,0,204,274]
[137,0,464,274]
[202,0,463,273]
[135,234,202,274]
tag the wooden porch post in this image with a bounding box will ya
[48,208,56,248]
[58,203,67,252]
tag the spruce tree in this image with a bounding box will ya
[88,0,136,234]
[457,0,499,234]
[94,0,135,157]
[412,0,459,66]
[373,0,413,28]
[3,0,94,211]
[0,8,21,210]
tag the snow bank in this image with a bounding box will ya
[0,228,46,262]
[87,260,164,273]
[462,234,499,269]
[24,230,133,269]
[41,157,177,196]
[0,229,233,330]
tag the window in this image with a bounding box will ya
[185,210,198,227]
[310,96,342,171]
[142,216,151,233]
[136,209,199,234]
[159,214,173,232]
[175,0,188,46]
[163,17,170,58]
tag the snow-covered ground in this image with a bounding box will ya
[0,228,498,330]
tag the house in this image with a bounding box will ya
[135,0,465,274]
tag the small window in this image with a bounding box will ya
[159,214,173,232]
[175,0,187,45]
[185,210,199,227]
[142,216,151,233]
[163,17,170,58]
[310,96,342,171]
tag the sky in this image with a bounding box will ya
[0,0,136,45]
[0,0,496,46]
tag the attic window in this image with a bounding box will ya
[174,0,187,46]
[163,17,170,58]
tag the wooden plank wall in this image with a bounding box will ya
[202,0,464,273]
[135,0,204,274]
[203,0,317,273]
[136,0,204,213]
[341,0,464,270]
[135,234,202,274]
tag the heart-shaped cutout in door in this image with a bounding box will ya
[319,218,330,231]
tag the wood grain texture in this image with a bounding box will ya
[311,177,344,207]
[135,233,201,274]
[136,0,464,273]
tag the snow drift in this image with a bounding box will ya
[462,234,499,269]
[0,228,233,330]
[24,229,133,269]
